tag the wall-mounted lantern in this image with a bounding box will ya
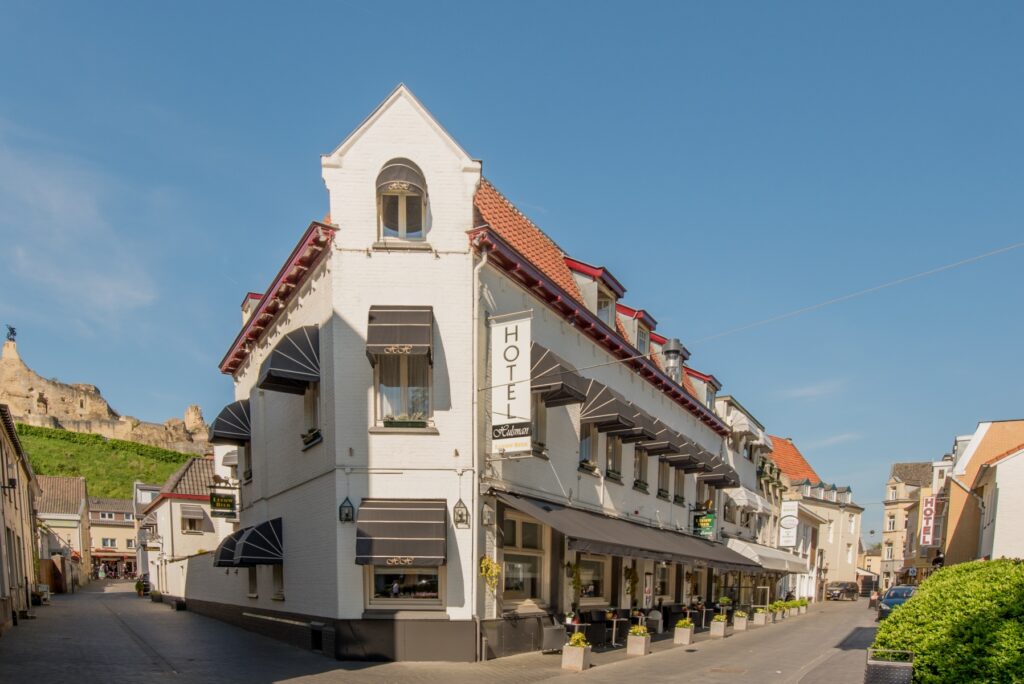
[453,498,470,529]
[339,497,355,523]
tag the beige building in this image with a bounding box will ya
[0,404,40,636]
[880,462,931,589]
[37,475,91,588]
[89,498,137,578]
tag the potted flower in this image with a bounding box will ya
[673,617,695,645]
[733,609,749,631]
[770,601,784,621]
[798,597,808,614]
[300,426,322,448]
[150,589,162,603]
[561,632,591,671]
[752,607,769,626]
[718,595,732,614]
[788,600,799,617]
[709,613,732,638]
[134,580,145,597]
[382,412,427,428]
[627,624,651,656]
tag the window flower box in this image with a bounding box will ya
[633,480,649,493]
[673,494,686,505]
[382,413,428,429]
[300,428,323,449]
[606,468,622,482]
[657,488,670,499]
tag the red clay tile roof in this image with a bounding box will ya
[615,316,631,344]
[768,435,822,485]
[38,475,88,516]
[160,457,216,496]
[474,179,584,304]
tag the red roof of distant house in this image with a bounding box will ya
[564,257,627,299]
[768,435,822,485]
[474,179,584,305]
[650,332,668,346]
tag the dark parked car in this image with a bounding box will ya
[825,581,859,600]
[877,585,916,620]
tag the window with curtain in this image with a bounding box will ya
[379,192,424,240]
[633,447,648,490]
[502,516,545,603]
[673,468,686,504]
[578,555,608,603]
[377,355,431,422]
[579,423,598,467]
[657,459,670,498]
[605,434,622,481]
[596,292,615,326]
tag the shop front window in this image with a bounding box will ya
[371,568,440,603]
[502,516,545,604]
[654,564,671,598]
[578,556,608,603]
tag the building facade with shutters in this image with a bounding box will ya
[200,85,760,662]
[0,405,40,635]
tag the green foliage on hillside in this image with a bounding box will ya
[872,558,1024,683]
[15,424,192,499]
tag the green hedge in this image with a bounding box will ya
[872,558,1024,683]
[16,423,191,463]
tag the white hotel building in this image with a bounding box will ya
[196,85,761,661]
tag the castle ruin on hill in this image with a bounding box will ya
[0,339,210,455]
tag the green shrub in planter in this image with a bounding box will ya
[872,558,1024,684]
[675,617,693,629]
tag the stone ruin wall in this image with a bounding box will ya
[0,340,210,455]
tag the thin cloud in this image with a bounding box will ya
[0,125,157,324]
[780,378,846,399]
[805,433,862,449]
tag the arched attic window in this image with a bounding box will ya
[377,158,427,240]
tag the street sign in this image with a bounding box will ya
[210,492,237,518]
[908,567,917,577]
[779,501,799,547]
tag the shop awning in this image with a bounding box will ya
[210,399,251,446]
[723,487,772,514]
[180,504,206,520]
[608,403,659,444]
[233,518,283,566]
[355,499,447,567]
[726,538,807,573]
[495,492,760,573]
[643,421,685,456]
[580,380,636,433]
[213,528,247,567]
[700,458,740,488]
[257,326,320,394]
[221,450,239,467]
[531,343,587,407]
[366,305,434,365]
[662,439,713,473]
[376,158,427,196]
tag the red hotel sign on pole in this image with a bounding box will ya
[920,496,936,546]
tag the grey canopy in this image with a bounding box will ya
[531,343,587,407]
[580,380,636,433]
[209,399,251,445]
[376,158,427,195]
[366,306,433,365]
[257,326,320,395]
[355,499,447,567]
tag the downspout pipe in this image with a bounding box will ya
[470,236,490,661]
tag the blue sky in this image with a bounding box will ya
[1,3,1022,539]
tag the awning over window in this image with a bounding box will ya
[233,518,283,567]
[376,158,427,196]
[643,421,686,456]
[257,326,320,395]
[662,438,713,472]
[700,458,740,488]
[180,504,206,520]
[221,450,239,467]
[495,492,760,573]
[210,399,251,446]
[355,499,447,567]
[609,403,659,444]
[531,343,587,407]
[723,487,772,514]
[213,528,247,568]
[366,306,433,365]
[726,539,807,574]
[580,380,636,433]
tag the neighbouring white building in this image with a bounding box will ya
[185,85,764,662]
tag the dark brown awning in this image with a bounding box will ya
[495,492,759,573]
[257,326,320,395]
[609,403,658,443]
[700,457,740,488]
[233,518,283,566]
[643,421,686,456]
[531,343,587,407]
[213,528,247,568]
[366,306,433,365]
[355,499,447,567]
[662,438,714,472]
[376,158,427,195]
[210,399,251,446]
[580,380,636,433]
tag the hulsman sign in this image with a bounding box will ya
[778,501,799,547]
[920,496,936,547]
[490,314,532,454]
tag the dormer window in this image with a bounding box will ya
[376,158,427,240]
[596,291,615,327]
[636,326,649,355]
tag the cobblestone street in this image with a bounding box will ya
[0,581,876,684]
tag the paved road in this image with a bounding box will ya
[0,581,876,684]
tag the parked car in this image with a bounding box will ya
[877,585,916,620]
[825,581,859,601]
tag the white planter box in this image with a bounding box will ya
[734,618,749,631]
[752,612,769,626]
[709,621,732,638]
[673,626,694,645]
[561,645,591,672]
[627,634,651,656]
[799,606,807,614]
[789,608,799,617]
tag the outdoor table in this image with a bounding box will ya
[699,608,715,628]
[565,622,591,635]
[609,617,629,646]
[629,614,647,628]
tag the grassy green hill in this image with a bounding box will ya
[16,424,193,499]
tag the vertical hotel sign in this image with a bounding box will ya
[920,496,936,547]
[778,501,799,547]
[490,313,532,454]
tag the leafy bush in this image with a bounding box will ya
[798,598,809,607]
[718,596,732,605]
[712,614,727,623]
[872,558,1024,684]
[675,617,693,629]
[755,607,767,614]
[734,610,748,619]
[629,624,649,637]
[568,632,589,648]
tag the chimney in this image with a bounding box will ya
[661,338,690,384]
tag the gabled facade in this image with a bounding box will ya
[195,85,759,662]
[37,475,90,579]
[88,497,137,577]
